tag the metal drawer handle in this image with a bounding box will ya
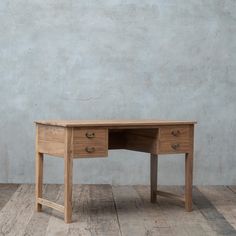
[171,130,180,137]
[86,132,95,139]
[171,143,180,150]
[85,147,96,153]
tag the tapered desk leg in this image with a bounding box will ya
[64,128,73,223]
[35,152,44,211]
[185,152,193,211]
[150,154,158,203]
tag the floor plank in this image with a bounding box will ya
[134,185,174,236]
[23,184,61,236]
[139,186,215,236]
[196,186,236,235]
[45,185,69,236]
[112,185,147,236]
[68,184,121,236]
[113,185,175,236]
[0,184,19,210]
[0,184,236,236]
[0,184,35,236]
[68,185,92,236]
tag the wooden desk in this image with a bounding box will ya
[35,120,196,223]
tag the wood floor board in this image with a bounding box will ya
[68,184,121,236]
[113,185,174,236]
[228,186,236,194]
[23,184,61,236]
[112,185,148,236]
[0,184,19,210]
[86,184,121,236]
[68,185,92,236]
[0,184,35,236]
[45,185,69,235]
[156,186,218,236]
[0,184,236,236]
[193,186,236,235]
[134,185,174,236]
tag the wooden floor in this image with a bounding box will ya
[0,185,236,236]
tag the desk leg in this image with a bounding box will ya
[185,152,193,211]
[64,128,73,223]
[150,154,158,203]
[35,152,44,211]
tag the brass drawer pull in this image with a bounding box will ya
[86,132,95,139]
[171,143,180,150]
[85,147,96,153]
[171,130,180,137]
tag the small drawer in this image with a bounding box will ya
[159,126,190,141]
[159,140,190,154]
[73,128,108,157]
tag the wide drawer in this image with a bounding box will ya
[159,140,190,154]
[73,128,108,157]
[159,126,190,141]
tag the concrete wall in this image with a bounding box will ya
[0,0,236,185]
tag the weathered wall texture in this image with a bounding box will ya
[0,0,236,184]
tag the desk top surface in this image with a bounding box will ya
[36,120,197,127]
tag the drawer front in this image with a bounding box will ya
[73,128,108,157]
[159,126,190,141]
[159,140,190,154]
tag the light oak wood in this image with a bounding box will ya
[36,119,196,127]
[38,140,65,157]
[35,120,196,223]
[159,140,190,154]
[73,128,108,158]
[38,124,65,157]
[64,128,73,223]
[159,125,190,141]
[37,197,64,213]
[38,124,65,142]
[35,125,44,212]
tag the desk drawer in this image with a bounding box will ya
[159,126,190,141]
[73,128,108,157]
[159,140,190,154]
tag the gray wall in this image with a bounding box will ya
[0,0,236,185]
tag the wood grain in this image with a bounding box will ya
[113,185,173,236]
[0,184,19,210]
[159,140,190,154]
[34,120,196,223]
[64,128,73,223]
[0,185,236,235]
[24,184,60,236]
[38,125,65,142]
[73,128,108,158]
[35,124,44,212]
[37,124,65,157]
[37,198,64,213]
[0,185,35,236]
[36,120,197,127]
[45,185,69,235]
[159,126,190,141]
